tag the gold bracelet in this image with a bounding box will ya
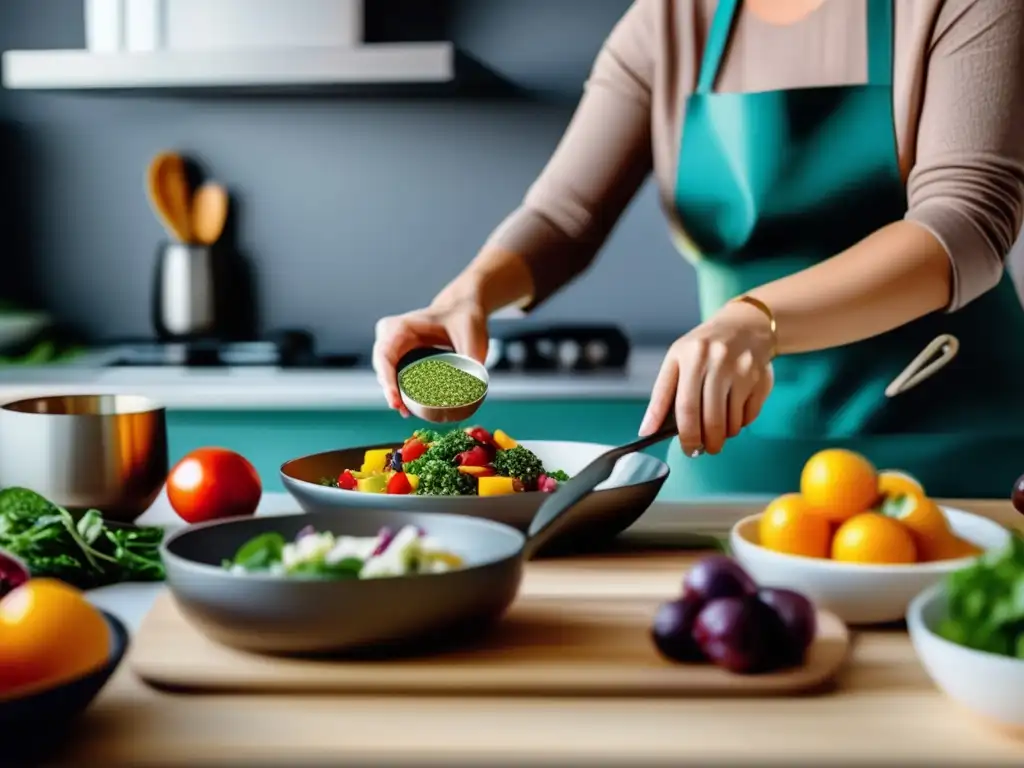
[731,295,778,359]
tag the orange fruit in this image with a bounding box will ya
[877,470,925,499]
[0,579,110,696]
[921,533,983,563]
[879,491,957,562]
[758,493,831,559]
[800,449,879,523]
[831,513,918,565]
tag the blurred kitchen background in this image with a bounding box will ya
[0,0,1021,491]
[0,0,704,361]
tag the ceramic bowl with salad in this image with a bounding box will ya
[907,533,1024,734]
[279,427,670,548]
[160,508,526,654]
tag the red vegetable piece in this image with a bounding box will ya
[386,472,414,495]
[537,474,559,493]
[464,426,495,446]
[337,470,358,490]
[401,438,428,463]
[513,479,525,493]
[456,446,492,467]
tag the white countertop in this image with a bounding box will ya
[0,348,666,409]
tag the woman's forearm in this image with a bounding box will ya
[744,221,956,355]
[431,245,536,316]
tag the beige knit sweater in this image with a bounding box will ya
[487,0,1024,312]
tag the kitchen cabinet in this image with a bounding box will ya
[2,0,494,92]
[166,399,652,492]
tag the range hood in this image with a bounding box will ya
[2,1,463,91]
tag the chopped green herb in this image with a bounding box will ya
[399,359,487,408]
[413,459,477,496]
[493,444,546,485]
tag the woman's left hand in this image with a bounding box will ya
[639,300,776,455]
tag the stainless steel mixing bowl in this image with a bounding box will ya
[0,394,169,523]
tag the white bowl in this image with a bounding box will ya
[908,582,1024,734]
[729,507,1011,624]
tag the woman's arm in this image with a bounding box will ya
[745,0,1024,355]
[432,0,658,315]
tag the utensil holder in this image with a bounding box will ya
[152,242,217,341]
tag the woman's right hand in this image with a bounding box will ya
[372,297,490,417]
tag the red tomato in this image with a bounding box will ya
[166,448,262,524]
[401,438,428,463]
[464,426,495,446]
[337,470,358,490]
[456,446,492,467]
[386,472,413,495]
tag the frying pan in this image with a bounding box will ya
[161,420,680,655]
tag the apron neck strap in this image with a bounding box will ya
[695,0,740,95]
[695,0,894,94]
[866,0,893,87]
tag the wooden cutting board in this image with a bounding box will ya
[130,591,850,697]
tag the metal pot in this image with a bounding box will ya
[0,395,169,523]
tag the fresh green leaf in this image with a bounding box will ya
[76,510,105,545]
[940,533,1024,660]
[232,532,286,570]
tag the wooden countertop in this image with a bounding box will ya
[53,499,1024,766]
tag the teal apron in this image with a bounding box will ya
[662,0,1024,500]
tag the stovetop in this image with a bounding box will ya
[101,331,360,369]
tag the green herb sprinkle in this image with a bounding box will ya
[399,359,487,407]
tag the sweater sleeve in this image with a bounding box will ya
[485,0,657,310]
[903,0,1024,311]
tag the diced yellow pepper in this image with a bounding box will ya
[478,476,519,497]
[361,448,393,474]
[492,430,518,451]
[356,475,388,493]
[407,474,420,492]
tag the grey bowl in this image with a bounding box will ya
[280,440,669,551]
[162,509,526,655]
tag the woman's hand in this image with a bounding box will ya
[639,301,776,455]
[372,297,489,417]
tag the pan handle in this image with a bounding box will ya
[522,415,681,559]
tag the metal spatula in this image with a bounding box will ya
[524,415,682,558]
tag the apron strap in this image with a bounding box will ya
[866,0,894,87]
[695,0,741,95]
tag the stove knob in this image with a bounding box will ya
[557,340,581,370]
[505,341,527,369]
[584,340,609,367]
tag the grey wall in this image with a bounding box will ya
[0,0,700,352]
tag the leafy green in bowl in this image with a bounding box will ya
[937,533,1024,659]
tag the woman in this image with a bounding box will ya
[374,0,1024,499]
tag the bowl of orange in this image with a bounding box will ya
[0,577,129,761]
[729,449,1012,625]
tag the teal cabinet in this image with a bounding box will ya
[167,400,652,492]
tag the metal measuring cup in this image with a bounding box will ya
[397,351,490,424]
